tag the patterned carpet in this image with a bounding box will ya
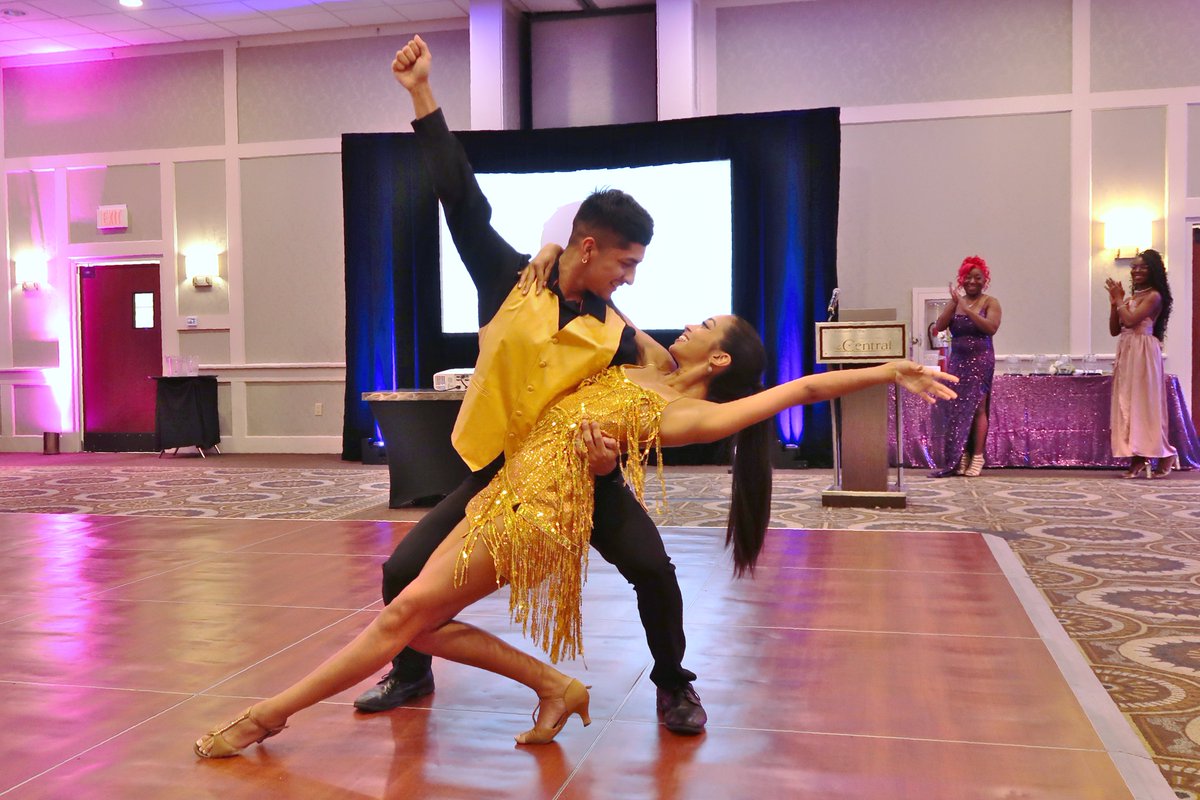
[3,463,1200,794]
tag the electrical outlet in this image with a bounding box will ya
[314,402,323,416]
[185,316,199,328]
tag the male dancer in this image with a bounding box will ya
[353,35,706,734]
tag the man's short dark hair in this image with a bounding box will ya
[569,189,654,248]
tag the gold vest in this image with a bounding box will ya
[452,284,625,471]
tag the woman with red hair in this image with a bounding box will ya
[931,255,1002,476]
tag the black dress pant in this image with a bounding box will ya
[380,459,696,690]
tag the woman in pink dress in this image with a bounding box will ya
[1106,248,1176,478]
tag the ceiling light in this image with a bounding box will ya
[119,0,143,7]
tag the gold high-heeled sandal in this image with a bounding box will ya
[194,708,287,758]
[1153,455,1177,478]
[515,678,591,745]
[1122,457,1151,479]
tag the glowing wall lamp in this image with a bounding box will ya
[1102,211,1153,260]
[14,250,49,291]
[183,247,220,288]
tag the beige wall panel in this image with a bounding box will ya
[68,164,162,245]
[241,153,345,364]
[1190,104,1200,199]
[237,28,471,142]
[175,161,230,317]
[13,384,58,435]
[8,171,65,368]
[245,381,344,436]
[7,171,55,254]
[715,0,1071,113]
[531,12,656,129]
[217,382,231,437]
[3,51,224,158]
[1090,107,1166,354]
[839,113,1071,355]
[179,330,231,365]
[1092,0,1200,92]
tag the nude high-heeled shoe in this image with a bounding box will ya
[194,708,287,758]
[1153,455,1177,478]
[515,679,591,745]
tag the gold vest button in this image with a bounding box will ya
[550,337,559,345]
[526,385,534,392]
[508,432,516,438]
[538,360,547,368]
[515,410,523,416]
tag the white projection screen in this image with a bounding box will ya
[438,160,733,334]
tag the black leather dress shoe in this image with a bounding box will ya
[353,668,435,713]
[656,684,707,735]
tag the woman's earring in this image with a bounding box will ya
[582,256,589,264]
[706,365,713,374]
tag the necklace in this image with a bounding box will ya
[960,295,985,312]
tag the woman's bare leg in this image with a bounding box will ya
[968,394,990,455]
[206,519,576,746]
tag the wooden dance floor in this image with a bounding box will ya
[0,513,1161,798]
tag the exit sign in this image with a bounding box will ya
[97,204,128,230]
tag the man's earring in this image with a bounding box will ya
[706,365,713,374]
[582,256,589,264]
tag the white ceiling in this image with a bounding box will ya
[0,0,647,59]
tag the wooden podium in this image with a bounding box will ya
[817,309,908,509]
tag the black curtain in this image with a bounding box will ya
[343,109,840,463]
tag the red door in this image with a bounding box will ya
[80,263,163,451]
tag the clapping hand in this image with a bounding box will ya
[946,280,962,307]
[1104,277,1125,305]
[892,361,958,404]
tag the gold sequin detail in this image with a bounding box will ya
[458,367,667,663]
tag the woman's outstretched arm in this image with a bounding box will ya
[658,361,957,447]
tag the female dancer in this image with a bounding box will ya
[194,316,957,756]
[931,255,1001,477]
[1106,249,1176,478]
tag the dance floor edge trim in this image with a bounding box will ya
[984,534,1174,800]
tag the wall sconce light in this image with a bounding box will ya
[14,250,49,291]
[183,248,219,288]
[1102,211,1153,260]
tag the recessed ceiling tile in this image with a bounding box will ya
[9,16,93,34]
[130,6,205,24]
[241,0,318,12]
[180,0,258,20]
[22,0,111,17]
[53,30,128,48]
[217,12,286,32]
[159,18,231,37]
[392,0,464,21]
[278,8,345,28]
[327,4,401,24]
[73,12,151,32]
[108,24,182,42]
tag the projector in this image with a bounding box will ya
[433,368,473,391]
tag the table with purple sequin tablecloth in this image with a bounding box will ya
[888,374,1199,469]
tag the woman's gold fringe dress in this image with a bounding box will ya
[458,367,666,663]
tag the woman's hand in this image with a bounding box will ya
[575,420,621,476]
[518,243,563,296]
[947,281,962,307]
[1104,277,1125,306]
[892,361,959,404]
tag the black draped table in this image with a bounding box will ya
[364,390,471,507]
[888,374,1199,470]
[153,376,220,455]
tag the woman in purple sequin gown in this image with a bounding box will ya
[1106,249,1176,478]
[931,256,1002,477]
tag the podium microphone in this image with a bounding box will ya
[826,288,840,321]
